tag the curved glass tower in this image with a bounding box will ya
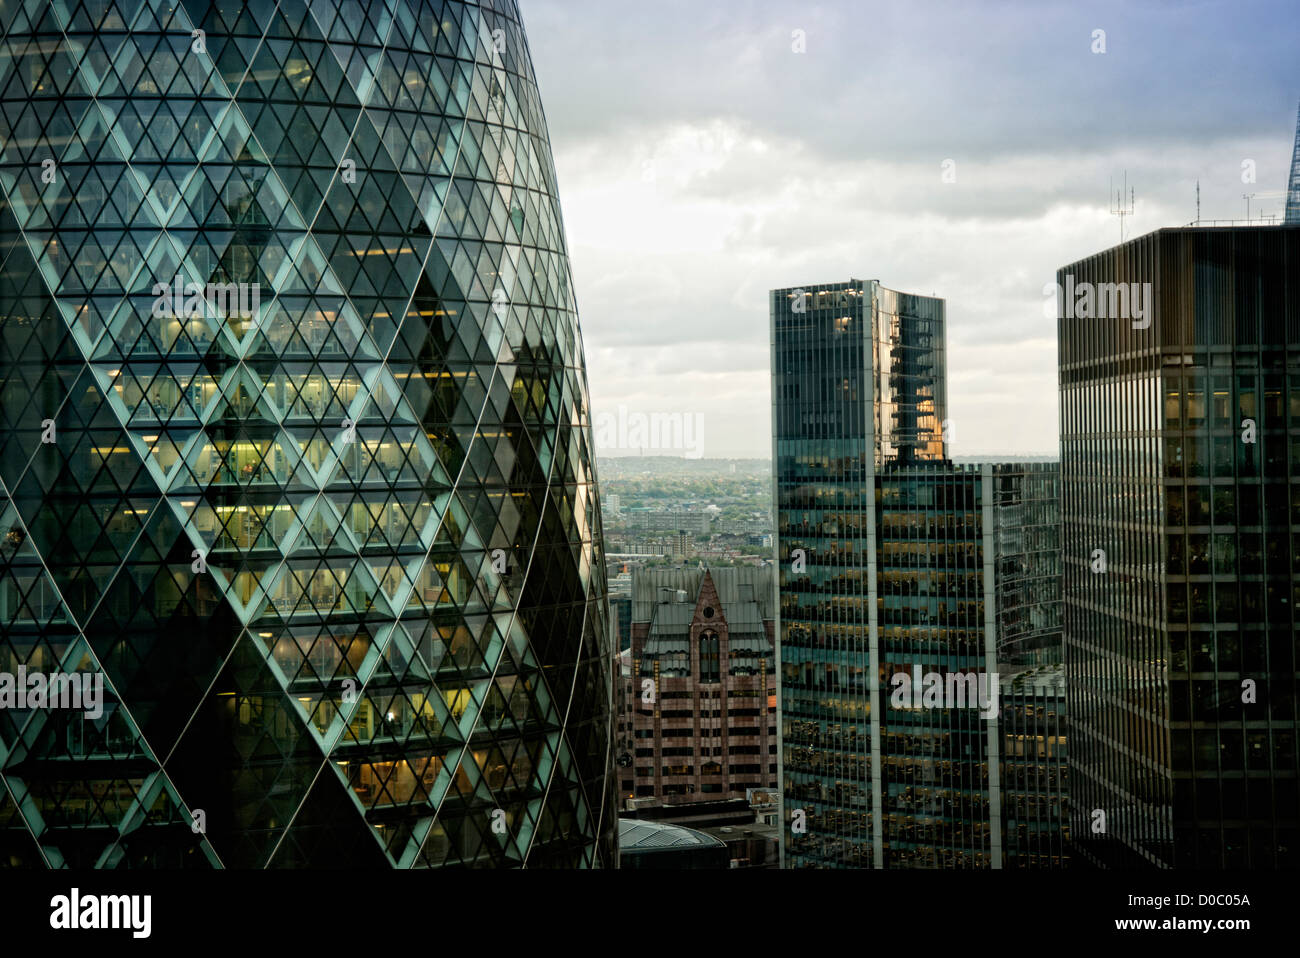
[0,0,612,867]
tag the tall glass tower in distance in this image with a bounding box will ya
[1286,101,1300,225]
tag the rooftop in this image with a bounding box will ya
[618,818,727,851]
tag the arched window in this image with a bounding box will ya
[699,630,720,684]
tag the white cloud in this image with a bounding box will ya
[527,0,1299,458]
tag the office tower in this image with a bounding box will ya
[773,281,1067,868]
[608,567,633,652]
[772,280,940,869]
[872,462,999,868]
[992,463,1068,869]
[0,1,612,867]
[772,279,971,868]
[1286,101,1300,225]
[622,567,776,803]
[771,282,947,473]
[1059,225,1300,868]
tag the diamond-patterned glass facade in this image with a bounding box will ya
[0,0,613,868]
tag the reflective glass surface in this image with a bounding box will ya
[1059,227,1299,868]
[0,0,611,868]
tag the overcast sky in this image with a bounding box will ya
[524,0,1298,459]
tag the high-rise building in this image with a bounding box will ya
[872,462,999,868]
[1058,225,1300,868]
[771,281,948,474]
[608,568,633,652]
[0,0,612,867]
[618,567,777,804]
[772,280,1067,868]
[773,279,944,868]
[774,280,967,868]
[991,463,1068,869]
[1286,101,1300,225]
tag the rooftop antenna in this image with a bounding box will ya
[1195,179,1200,224]
[1242,192,1256,221]
[1110,172,1134,242]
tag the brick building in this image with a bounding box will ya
[616,567,777,804]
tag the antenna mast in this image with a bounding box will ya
[1110,172,1135,243]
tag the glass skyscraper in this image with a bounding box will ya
[1059,225,1299,868]
[0,0,612,868]
[773,281,1067,868]
[992,462,1067,869]
[772,280,980,868]
[873,462,998,868]
[1286,101,1300,225]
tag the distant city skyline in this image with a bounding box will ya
[527,0,1298,459]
